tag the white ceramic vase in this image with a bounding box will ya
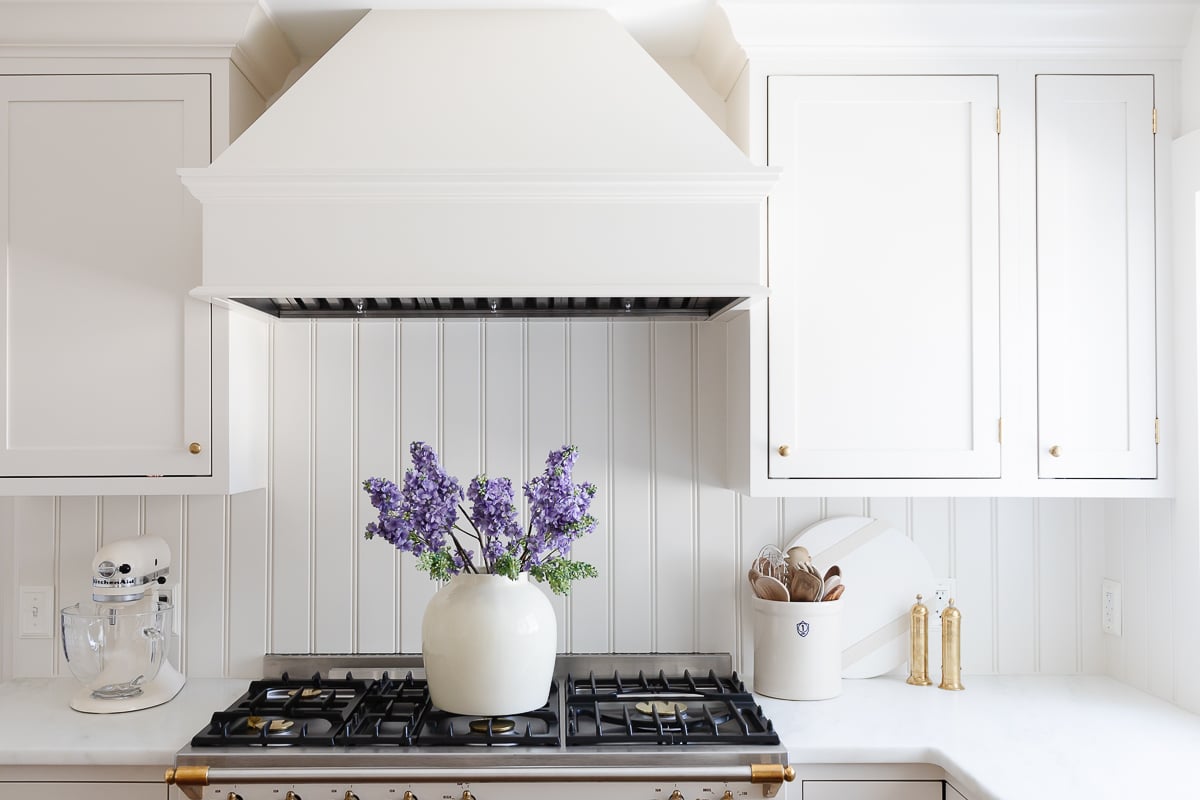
[421,572,556,716]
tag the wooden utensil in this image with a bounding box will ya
[755,573,791,602]
[822,583,845,602]
[788,567,823,602]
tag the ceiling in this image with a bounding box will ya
[259,0,717,61]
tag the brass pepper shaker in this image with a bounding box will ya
[938,598,964,691]
[906,594,933,686]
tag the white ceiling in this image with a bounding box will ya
[260,0,718,61]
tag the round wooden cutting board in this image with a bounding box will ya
[785,516,934,679]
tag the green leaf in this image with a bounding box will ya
[529,558,598,595]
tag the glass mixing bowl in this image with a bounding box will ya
[60,599,173,699]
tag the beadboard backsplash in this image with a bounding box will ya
[0,319,1178,706]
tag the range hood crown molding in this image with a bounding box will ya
[185,9,776,320]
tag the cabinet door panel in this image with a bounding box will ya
[803,780,943,800]
[1036,74,1156,478]
[767,75,1000,478]
[0,74,211,476]
[0,784,164,800]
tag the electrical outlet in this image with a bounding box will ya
[19,586,54,638]
[928,579,957,626]
[1102,579,1122,636]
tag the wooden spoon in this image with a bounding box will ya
[788,568,823,602]
[822,583,845,602]
[754,573,791,602]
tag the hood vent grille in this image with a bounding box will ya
[234,296,744,320]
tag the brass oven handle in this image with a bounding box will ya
[167,764,796,796]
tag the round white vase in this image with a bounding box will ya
[421,572,556,716]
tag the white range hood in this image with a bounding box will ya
[181,9,777,319]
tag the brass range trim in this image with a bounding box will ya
[167,764,795,797]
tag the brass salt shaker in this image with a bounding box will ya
[906,594,933,686]
[938,598,964,691]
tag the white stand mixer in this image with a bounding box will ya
[60,536,186,713]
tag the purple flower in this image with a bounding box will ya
[363,442,598,592]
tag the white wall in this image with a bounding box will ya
[3,318,1120,684]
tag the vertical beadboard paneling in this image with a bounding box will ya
[996,498,1037,673]
[1122,499,1150,690]
[356,321,398,654]
[270,321,314,653]
[781,498,822,545]
[313,322,355,653]
[867,498,910,535]
[1146,499,1174,701]
[1078,499,1107,673]
[185,495,226,677]
[483,321,525,496]
[526,321,568,647]
[825,497,867,518]
[652,322,695,653]
[99,496,141,543]
[610,322,653,652]
[56,497,99,674]
[442,320,484,478]
[227,489,267,677]
[738,496,781,678]
[954,498,995,673]
[144,494,185,668]
[912,498,952,577]
[12,498,55,676]
[695,322,736,654]
[1103,498,1124,676]
[398,320,440,652]
[1037,498,1078,673]
[0,498,12,680]
[566,320,611,652]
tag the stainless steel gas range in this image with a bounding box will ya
[167,654,795,800]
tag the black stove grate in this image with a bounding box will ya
[190,668,778,748]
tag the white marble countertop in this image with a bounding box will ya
[1,673,1197,799]
[0,677,246,767]
[760,673,1200,800]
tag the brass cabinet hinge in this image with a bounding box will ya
[998,417,1003,444]
[1153,108,1158,134]
[1155,417,1160,445]
[995,108,1001,134]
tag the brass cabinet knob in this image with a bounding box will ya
[777,445,791,457]
[1049,445,1062,457]
[188,442,202,455]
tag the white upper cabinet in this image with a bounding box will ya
[0,73,212,479]
[1035,74,1157,479]
[766,75,1001,479]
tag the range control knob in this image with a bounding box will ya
[721,792,735,800]
[345,793,360,800]
[227,794,242,800]
[669,791,685,800]
[402,792,418,800]
[285,792,302,800]
[462,792,476,800]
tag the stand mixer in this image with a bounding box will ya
[60,535,185,713]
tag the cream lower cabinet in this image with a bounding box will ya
[802,780,943,799]
[0,783,164,799]
[1035,74,1158,479]
[0,73,212,479]
[766,75,1001,479]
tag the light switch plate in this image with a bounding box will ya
[19,586,54,638]
[1102,579,1122,636]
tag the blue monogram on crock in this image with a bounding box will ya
[796,620,810,637]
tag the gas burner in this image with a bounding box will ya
[468,717,516,734]
[634,700,688,716]
[247,716,294,732]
